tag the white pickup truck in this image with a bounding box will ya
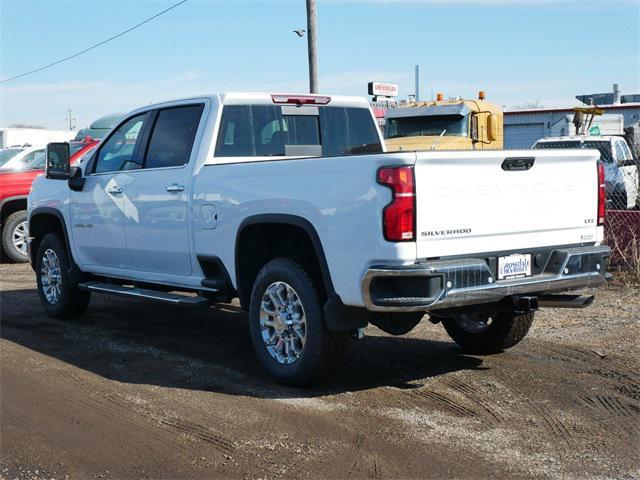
[28,92,611,385]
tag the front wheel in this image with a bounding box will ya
[249,258,351,386]
[440,310,534,354]
[36,233,91,318]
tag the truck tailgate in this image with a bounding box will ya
[414,149,600,259]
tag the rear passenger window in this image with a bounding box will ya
[215,105,382,157]
[144,105,203,169]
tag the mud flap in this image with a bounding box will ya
[323,294,371,331]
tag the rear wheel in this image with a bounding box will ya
[249,258,351,386]
[2,210,29,263]
[440,310,534,354]
[36,233,91,318]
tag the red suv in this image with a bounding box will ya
[0,140,98,262]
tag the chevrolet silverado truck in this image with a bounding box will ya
[28,92,611,386]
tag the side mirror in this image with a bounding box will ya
[487,114,498,142]
[470,114,479,142]
[46,142,70,179]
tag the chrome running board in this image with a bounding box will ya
[79,282,210,308]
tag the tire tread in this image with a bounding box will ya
[249,257,350,386]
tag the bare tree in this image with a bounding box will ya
[512,99,544,110]
[9,123,45,129]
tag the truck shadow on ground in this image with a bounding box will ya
[1,287,486,398]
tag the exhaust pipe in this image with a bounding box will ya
[538,294,594,309]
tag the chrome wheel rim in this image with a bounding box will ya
[455,313,494,334]
[12,220,28,256]
[259,281,306,365]
[40,248,62,304]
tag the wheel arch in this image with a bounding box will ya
[0,196,28,223]
[28,207,73,269]
[234,214,336,310]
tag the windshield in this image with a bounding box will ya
[534,140,613,162]
[0,148,46,171]
[0,148,24,167]
[215,105,382,157]
[23,150,46,170]
[384,114,469,139]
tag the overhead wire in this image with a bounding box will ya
[0,0,188,84]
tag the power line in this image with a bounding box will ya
[0,0,188,85]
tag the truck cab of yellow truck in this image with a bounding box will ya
[384,91,503,151]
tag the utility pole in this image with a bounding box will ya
[306,0,318,93]
[66,109,76,130]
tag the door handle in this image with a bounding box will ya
[166,184,185,192]
[106,184,123,194]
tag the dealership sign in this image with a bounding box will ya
[368,82,398,97]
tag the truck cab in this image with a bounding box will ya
[384,92,503,152]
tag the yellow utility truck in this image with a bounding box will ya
[384,91,503,151]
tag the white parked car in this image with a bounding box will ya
[28,93,611,385]
[0,145,46,171]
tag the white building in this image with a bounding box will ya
[504,84,640,149]
[504,103,640,149]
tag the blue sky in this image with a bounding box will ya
[1,0,638,130]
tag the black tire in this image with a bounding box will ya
[35,233,91,318]
[2,210,29,263]
[249,257,351,386]
[441,310,534,354]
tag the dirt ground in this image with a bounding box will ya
[1,263,638,480]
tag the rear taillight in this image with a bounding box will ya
[377,166,415,241]
[597,161,606,226]
[271,94,331,105]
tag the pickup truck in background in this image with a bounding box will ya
[28,92,611,385]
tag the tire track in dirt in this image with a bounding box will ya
[507,340,640,462]
[56,387,195,457]
[405,389,480,418]
[488,361,576,459]
[45,368,238,461]
[444,377,505,425]
[544,343,640,391]
[345,430,384,480]
[536,343,640,440]
[257,399,283,434]
[580,395,640,436]
[159,417,236,453]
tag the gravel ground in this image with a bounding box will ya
[1,263,638,480]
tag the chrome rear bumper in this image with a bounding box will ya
[362,245,611,312]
